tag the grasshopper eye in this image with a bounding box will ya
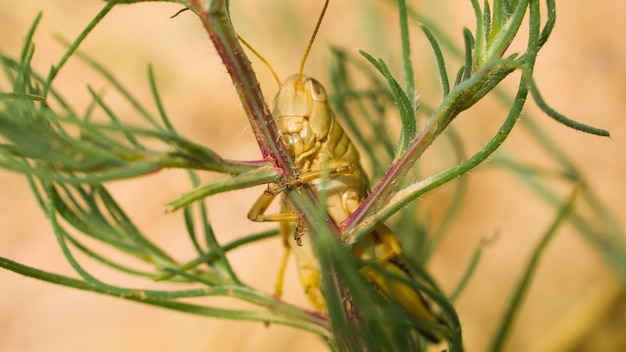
[307,78,327,102]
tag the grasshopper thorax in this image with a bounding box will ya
[272,74,332,164]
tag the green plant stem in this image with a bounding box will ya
[344,59,518,243]
[190,0,343,242]
[191,4,352,346]
[0,255,330,336]
[189,0,286,165]
[344,0,548,244]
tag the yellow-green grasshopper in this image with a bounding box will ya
[247,0,447,342]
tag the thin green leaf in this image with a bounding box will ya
[538,0,556,49]
[0,255,330,336]
[359,50,415,156]
[44,1,120,98]
[449,245,482,302]
[54,35,163,130]
[147,64,176,132]
[183,197,204,254]
[453,65,465,87]
[420,24,450,97]
[487,0,530,59]
[470,0,485,65]
[528,78,609,137]
[488,186,580,352]
[165,166,279,212]
[425,125,468,258]
[0,92,44,100]
[64,233,156,278]
[483,0,492,41]
[396,0,415,101]
[462,28,474,81]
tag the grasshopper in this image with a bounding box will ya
[247,0,447,342]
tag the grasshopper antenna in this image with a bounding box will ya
[237,34,282,86]
[297,0,330,83]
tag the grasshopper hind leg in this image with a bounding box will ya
[272,220,293,300]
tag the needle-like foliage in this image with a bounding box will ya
[1,1,621,351]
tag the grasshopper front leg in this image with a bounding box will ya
[247,160,357,229]
[247,183,300,223]
[247,162,357,308]
[249,184,327,308]
[247,184,299,300]
[268,161,356,195]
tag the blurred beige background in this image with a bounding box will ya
[1,1,625,351]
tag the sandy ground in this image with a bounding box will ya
[1,1,625,351]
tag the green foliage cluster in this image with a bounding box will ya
[0,1,621,351]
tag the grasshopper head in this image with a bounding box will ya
[272,74,332,161]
